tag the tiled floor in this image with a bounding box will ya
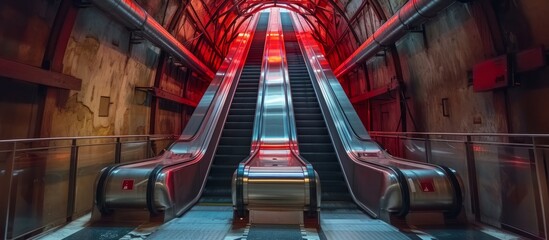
[38,203,524,240]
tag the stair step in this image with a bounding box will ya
[296,127,329,135]
[300,153,338,163]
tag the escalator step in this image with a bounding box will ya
[293,102,320,108]
[221,129,253,137]
[231,97,259,104]
[300,153,338,163]
[228,108,255,116]
[299,143,334,153]
[297,135,332,143]
[309,162,340,171]
[209,165,237,176]
[224,122,254,129]
[322,192,353,201]
[213,154,249,165]
[292,108,321,114]
[295,114,324,120]
[234,92,258,97]
[229,103,257,109]
[296,127,329,135]
[293,120,325,128]
[215,146,251,155]
[218,137,251,145]
[226,114,254,122]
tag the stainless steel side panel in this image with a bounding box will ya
[95,15,261,218]
[232,10,319,217]
[244,166,309,210]
[290,12,461,219]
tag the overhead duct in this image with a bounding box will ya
[334,0,456,78]
[89,0,215,79]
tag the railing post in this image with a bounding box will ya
[67,139,78,221]
[424,135,432,163]
[1,142,16,239]
[146,136,152,158]
[532,137,549,238]
[115,137,121,164]
[465,135,481,222]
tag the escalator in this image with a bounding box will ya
[201,12,269,204]
[281,13,352,203]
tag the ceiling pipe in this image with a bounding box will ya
[333,0,456,78]
[89,0,215,79]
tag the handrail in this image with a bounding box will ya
[290,13,401,215]
[93,14,260,221]
[234,10,318,217]
[0,133,175,239]
[369,131,549,138]
[140,14,261,214]
[0,134,176,143]
[238,12,270,167]
[290,12,460,219]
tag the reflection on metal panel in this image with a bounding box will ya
[290,11,463,223]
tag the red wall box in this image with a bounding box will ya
[473,55,509,92]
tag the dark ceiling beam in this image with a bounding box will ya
[324,0,360,44]
[326,1,370,56]
[186,3,224,58]
[225,15,253,43]
[0,58,82,90]
[368,0,387,20]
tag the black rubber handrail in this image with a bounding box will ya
[235,163,247,217]
[146,165,165,215]
[439,165,463,218]
[386,166,411,217]
[95,165,118,215]
[305,164,318,215]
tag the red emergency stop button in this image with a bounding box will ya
[122,179,134,190]
[420,180,435,192]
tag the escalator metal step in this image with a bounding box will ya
[220,129,253,138]
[213,154,250,165]
[218,137,251,145]
[228,109,255,116]
[296,127,329,135]
[298,143,335,153]
[294,120,326,127]
[215,146,251,155]
[297,135,332,143]
[202,12,269,202]
[224,122,254,129]
[294,114,324,120]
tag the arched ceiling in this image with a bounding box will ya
[136,0,403,71]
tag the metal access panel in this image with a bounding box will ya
[473,55,509,92]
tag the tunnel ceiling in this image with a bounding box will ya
[136,0,397,71]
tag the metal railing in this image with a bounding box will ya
[369,131,549,239]
[0,134,177,240]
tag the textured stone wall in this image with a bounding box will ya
[51,7,159,137]
[346,1,549,134]
[396,4,506,133]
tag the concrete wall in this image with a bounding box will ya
[0,0,60,67]
[51,7,158,137]
[344,1,549,134]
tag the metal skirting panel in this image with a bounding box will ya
[147,205,233,240]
